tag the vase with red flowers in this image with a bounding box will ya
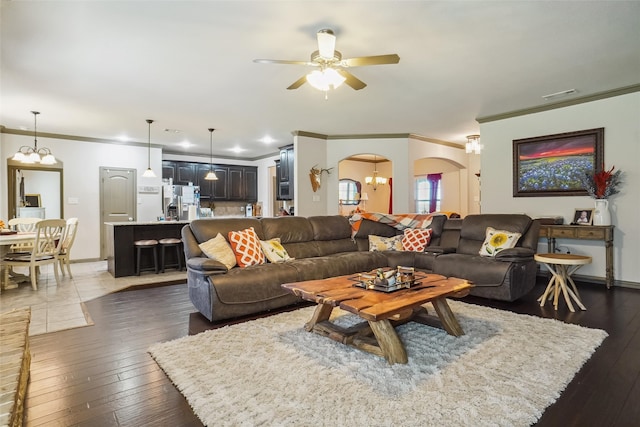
[580,165,623,226]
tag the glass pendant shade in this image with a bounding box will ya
[465,134,481,154]
[306,67,346,91]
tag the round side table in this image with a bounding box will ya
[535,253,592,312]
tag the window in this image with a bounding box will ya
[415,173,442,213]
[339,179,360,205]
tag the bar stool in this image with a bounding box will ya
[134,239,159,275]
[159,238,183,273]
[535,253,592,312]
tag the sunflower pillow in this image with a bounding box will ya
[479,227,522,257]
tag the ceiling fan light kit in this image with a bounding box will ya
[254,28,400,93]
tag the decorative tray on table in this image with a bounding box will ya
[0,230,18,235]
[350,266,421,293]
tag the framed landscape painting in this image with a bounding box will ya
[513,128,604,197]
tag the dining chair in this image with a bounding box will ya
[2,219,66,290]
[57,218,79,278]
[7,217,42,253]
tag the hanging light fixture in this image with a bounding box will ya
[465,134,482,154]
[204,128,218,180]
[142,119,156,178]
[365,155,387,191]
[13,111,57,164]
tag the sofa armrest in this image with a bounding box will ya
[494,247,535,262]
[424,246,457,255]
[186,257,229,274]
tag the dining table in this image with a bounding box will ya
[0,232,37,291]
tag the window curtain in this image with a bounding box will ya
[388,177,393,214]
[427,173,442,213]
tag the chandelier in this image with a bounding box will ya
[465,134,482,154]
[365,156,387,190]
[12,111,57,165]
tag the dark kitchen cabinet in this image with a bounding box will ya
[243,167,258,202]
[276,145,294,200]
[196,163,214,199]
[211,166,229,200]
[175,162,196,185]
[162,161,257,202]
[162,161,176,183]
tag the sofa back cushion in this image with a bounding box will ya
[353,214,448,251]
[260,216,320,259]
[457,214,532,256]
[189,218,263,253]
[308,215,357,256]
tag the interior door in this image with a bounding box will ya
[100,167,136,258]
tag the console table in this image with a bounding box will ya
[538,225,614,289]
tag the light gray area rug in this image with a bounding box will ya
[149,301,607,427]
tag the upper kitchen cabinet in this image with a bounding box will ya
[162,161,257,202]
[276,144,294,200]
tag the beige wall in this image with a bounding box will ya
[480,91,640,285]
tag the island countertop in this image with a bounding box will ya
[104,220,192,226]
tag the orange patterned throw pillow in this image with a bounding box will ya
[402,228,432,252]
[228,227,265,268]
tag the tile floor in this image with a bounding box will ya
[0,261,186,336]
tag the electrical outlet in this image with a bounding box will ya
[240,206,244,212]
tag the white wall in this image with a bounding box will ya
[1,133,163,261]
[293,135,328,217]
[479,92,640,285]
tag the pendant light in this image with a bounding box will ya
[12,111,57,164]
[204,128,218,180]
[465,134,482,154]
[142,119,156,178]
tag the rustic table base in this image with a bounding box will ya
[283,273,471,365]
[305,299,464,364]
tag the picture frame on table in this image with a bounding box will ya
[513,128,604,197]
[25,194,41,207]
[573,208,594,226]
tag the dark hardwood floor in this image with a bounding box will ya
[23,277,640,426]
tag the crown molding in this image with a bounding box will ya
[476,84,640,124]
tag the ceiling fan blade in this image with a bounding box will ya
[337,69,367,90]
[253,59,314,66]
[286,75,308,90]
[317,29,336,59]
[343,54,400,67]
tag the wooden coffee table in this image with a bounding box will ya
[282,273,472,364]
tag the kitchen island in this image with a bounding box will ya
[105,220,190,277]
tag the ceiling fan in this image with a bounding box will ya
[253,29,400,91]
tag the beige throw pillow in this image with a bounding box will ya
[368,234,403,252]
[199,233,237,269]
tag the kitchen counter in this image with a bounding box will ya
[104,217,254,277]
[105,221,188,277]
[104,220,192,226]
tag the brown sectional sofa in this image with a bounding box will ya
[182,214,540,322]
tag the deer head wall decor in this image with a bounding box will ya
[309,165,333,192]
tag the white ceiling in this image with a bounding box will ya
[2,1,639,160]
